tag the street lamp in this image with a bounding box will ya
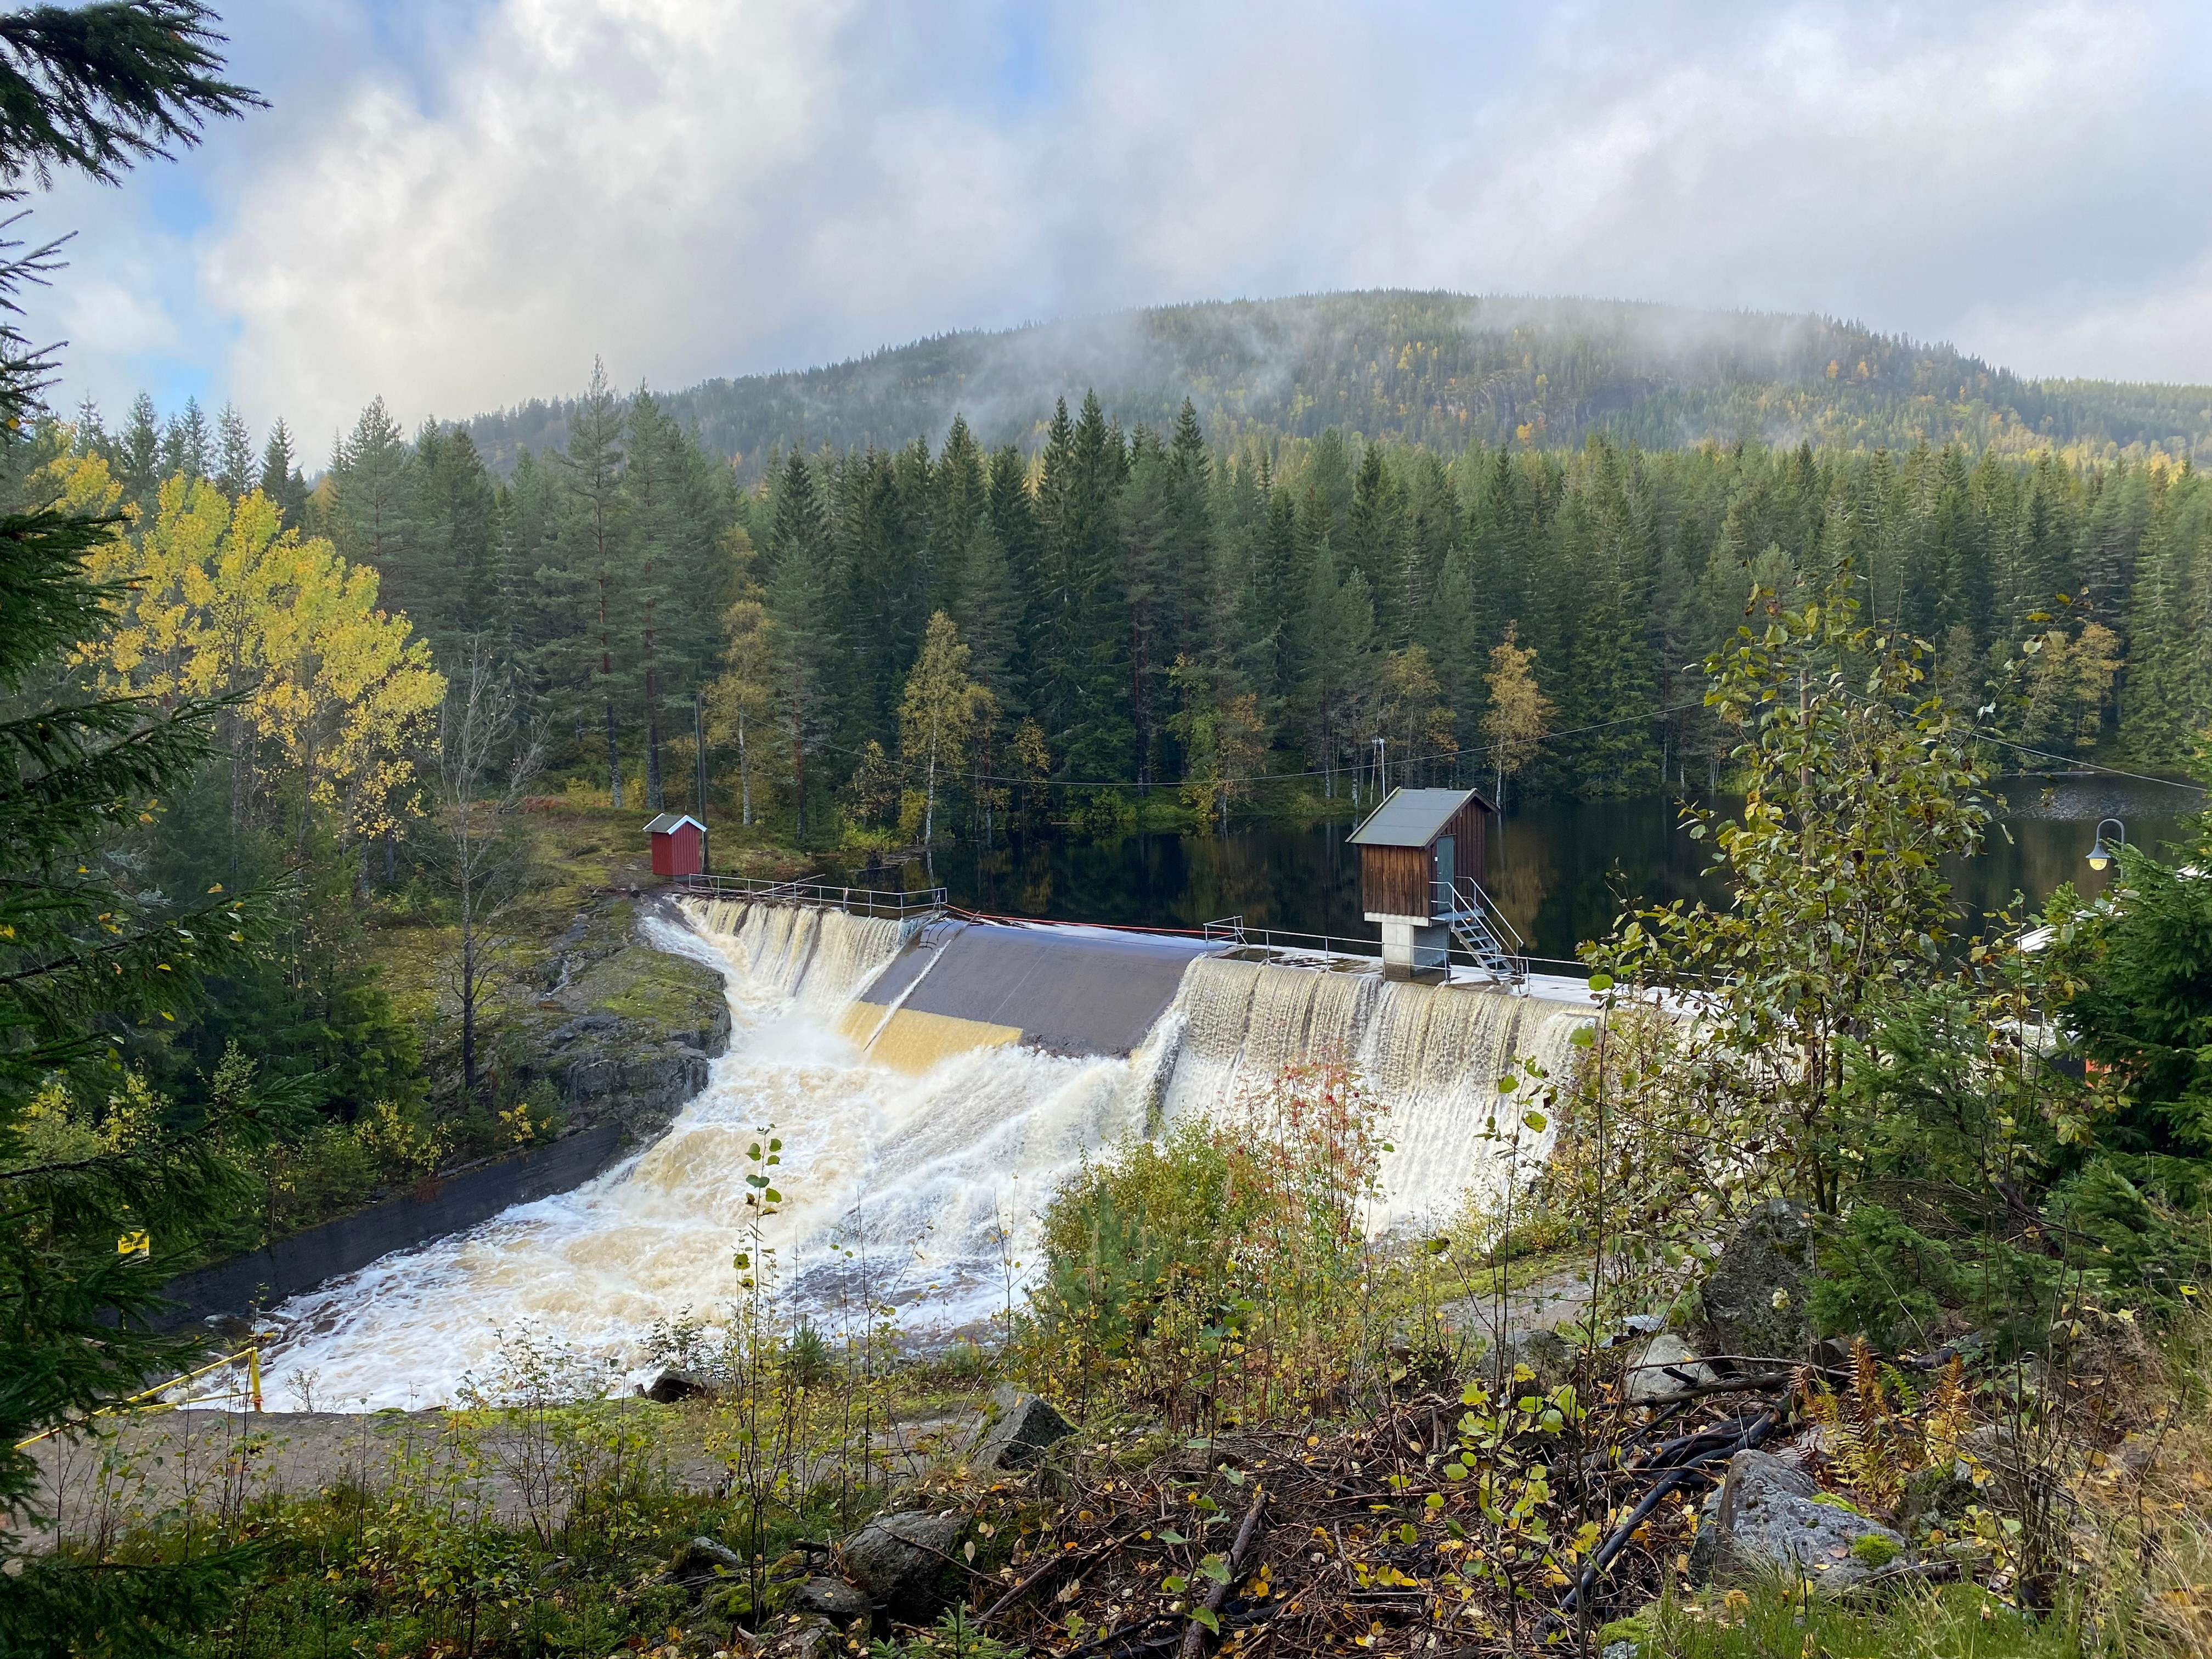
[2086,818,2125,872]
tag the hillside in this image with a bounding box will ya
[463,291,2212,481]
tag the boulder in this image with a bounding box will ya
[839,1509,967,1618]
[639,1365,715,1403]
[657,1534,745,1585]
[1689,1451,1908,1590]
[1624,1333,1716,1403]
[791,1576,873,1622]
[966,1384,1075,1471]
[1701,1200,1817,1363]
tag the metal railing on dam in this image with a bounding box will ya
[674,871,947,918]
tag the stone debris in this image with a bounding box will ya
[964,1384,1075,1471]
[1689,1449,1908,1589]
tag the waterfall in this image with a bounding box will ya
[677,897,911,1011]
[255,909,1592,1409]
[1155,956,1594,1231]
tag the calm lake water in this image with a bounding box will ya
[822,776,2203,968]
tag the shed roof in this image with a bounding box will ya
[642,812,705,836]
[1347,787,1490,848]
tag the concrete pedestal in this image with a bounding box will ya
[1374,916,1450,983]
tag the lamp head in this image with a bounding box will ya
[2087,818,2124,873]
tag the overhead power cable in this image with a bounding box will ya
[814,698,1712,792]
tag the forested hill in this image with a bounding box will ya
[461,292,2212,482]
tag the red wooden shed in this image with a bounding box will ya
[644,812,706,878]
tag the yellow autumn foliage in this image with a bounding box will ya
[57,456,444,844]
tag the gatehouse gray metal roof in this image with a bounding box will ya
[642,812,705,835]
[1347,787,1488,848]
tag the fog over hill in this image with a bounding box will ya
[461,292,2212,482]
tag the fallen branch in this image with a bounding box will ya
[1631,1370,1797,1406]
[1180,1485,1267,1659]
[980,1532,1133,1624]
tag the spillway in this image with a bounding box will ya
[257,901,1593,1409]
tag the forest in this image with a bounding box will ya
[462,292,2212,481]
[49,368,2212,860]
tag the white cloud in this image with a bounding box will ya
[29,0,2212,444]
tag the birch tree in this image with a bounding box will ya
[897,611,991,852]
[1480,623,1554,806]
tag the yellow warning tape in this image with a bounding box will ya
[15,1336,272,1448]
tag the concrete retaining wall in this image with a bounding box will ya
[153,1125,625,1330]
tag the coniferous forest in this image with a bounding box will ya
[50,344,2212,855]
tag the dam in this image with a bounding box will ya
[256,894,1596,1409]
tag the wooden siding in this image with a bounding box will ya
[1441,795,1489,884]
[1358,794,1493,918]
[1362,845,1432,918]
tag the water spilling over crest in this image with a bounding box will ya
[259,904,1590,1409]
[1153,956,1590,1229]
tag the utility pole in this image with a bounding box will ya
[694,687,710,873]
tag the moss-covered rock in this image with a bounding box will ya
[500,894,730,1148]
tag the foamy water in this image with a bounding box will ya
[259,904,1592,1409]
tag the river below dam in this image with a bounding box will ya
[259,904,1593,1409]
[835,776,2202,964]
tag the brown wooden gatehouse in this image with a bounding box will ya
[1349,786,1522,986]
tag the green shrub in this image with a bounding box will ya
[1808,1204,1961,1351]
[1013,1059,1389,1428]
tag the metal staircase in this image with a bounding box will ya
[1433,876,1528,992]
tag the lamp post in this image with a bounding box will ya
[2086,817,2125,873]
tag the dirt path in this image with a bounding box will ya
[26,1400,983,1549]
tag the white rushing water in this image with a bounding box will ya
[259,904,1592,1409]
[1152,955,1592,1231]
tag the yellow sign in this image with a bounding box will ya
[117,1231,149,1256]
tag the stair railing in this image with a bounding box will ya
[1432,876,1528,989]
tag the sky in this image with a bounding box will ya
[23,0,2212,460]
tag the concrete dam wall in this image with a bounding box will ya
[251,899,1593,1408]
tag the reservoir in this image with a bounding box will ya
[862,775,2203,966]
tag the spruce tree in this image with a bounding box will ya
[765,449,832,833]
[257,415,306,527]
[212,399,251,499]
[159,392,208,479]
[0,5,267,1648]
[330,396,415,601]
[116,386,159,506]
[555,361,628,806]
